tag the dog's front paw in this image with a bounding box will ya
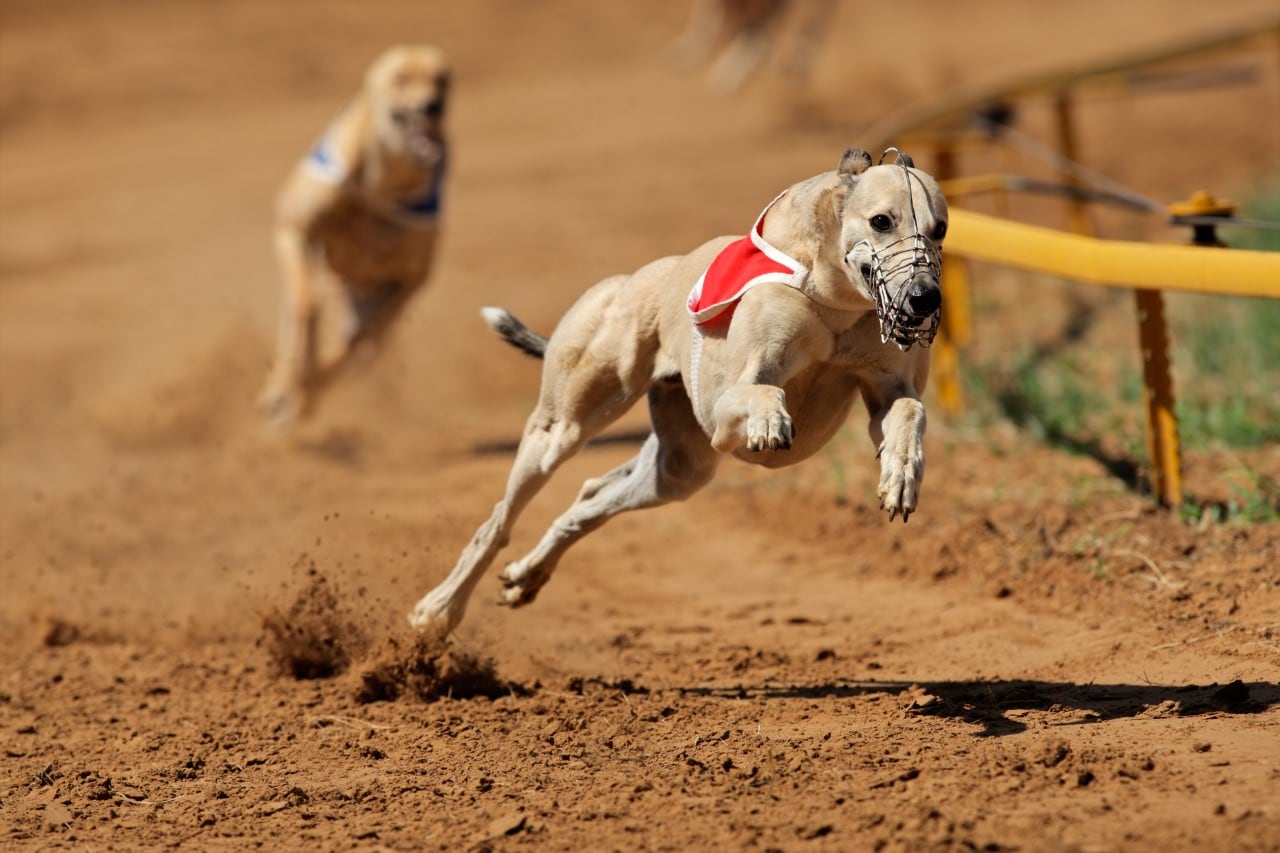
[876,438,924,523]
[746,400,793,452]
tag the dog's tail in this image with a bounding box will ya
[480,306,547,359]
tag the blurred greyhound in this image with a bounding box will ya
[258,45,450,428]
[670,0,837,92]
[410,148,948,636]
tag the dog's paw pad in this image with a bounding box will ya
[498,564,544,609]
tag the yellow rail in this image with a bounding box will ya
[946,209,1280,297]
[938,211,1280,507]
[875,14,1280,507]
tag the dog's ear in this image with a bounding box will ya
[837,148,872,177]
[896,151,915,168]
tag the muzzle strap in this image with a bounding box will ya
[857,232,942,349]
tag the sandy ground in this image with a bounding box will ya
[2,1,1279,850]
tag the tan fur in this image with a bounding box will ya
[410,149,948,637]
[258,45,450,427]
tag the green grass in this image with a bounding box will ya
[1223,179,1280,253]
[1169,293,1280,449]
[952,183,1280,525]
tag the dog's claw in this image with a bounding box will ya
[746,409,793,453]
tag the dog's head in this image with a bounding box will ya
[365,45,450,163]
[834,148,948,350]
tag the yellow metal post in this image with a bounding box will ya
[935,254,972,415]
[1134,288,1182,506]
[932,141,971,415]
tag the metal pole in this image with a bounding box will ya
[1134,288,1183,506]
[933,141,970,415]
[1053,91,1093,237]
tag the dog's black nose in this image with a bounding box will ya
[422,99,444,118]
[906,279,941,316]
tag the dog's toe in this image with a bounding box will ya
[746,409,793,452]
[877,469,918,524]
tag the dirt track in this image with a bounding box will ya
[2,1,1279,850]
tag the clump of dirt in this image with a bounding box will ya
[43,617,81,647]
[260,558,366,679]
[40,616,116,647]
[355,632,530,703]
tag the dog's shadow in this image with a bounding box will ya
[677,677,1279,736]
[471,428,652,456]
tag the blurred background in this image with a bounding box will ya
[3,3,1279,848]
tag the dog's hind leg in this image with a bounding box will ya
[406,414,589,635]
[410,343,655,635]
[498,378,721,607]
[409,402,609,627]
[302,279,418,405]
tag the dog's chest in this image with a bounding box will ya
[314,198,438,287]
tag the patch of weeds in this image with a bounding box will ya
[1169,294,1280,449]
[1180,466,1280,526]
[964,351,1144,489]
[960,285,1279,505]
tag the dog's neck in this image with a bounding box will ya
[759,171,876,328]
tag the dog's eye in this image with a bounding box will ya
[932,221,948,240]
[870,214,892,233]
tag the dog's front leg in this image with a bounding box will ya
[704,301,820,454]
[863,381,926,522]
[258,225,316,427]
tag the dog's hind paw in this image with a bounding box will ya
[407,588,462,639]
[497,562,547,608]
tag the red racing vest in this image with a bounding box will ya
[686,191,809,327]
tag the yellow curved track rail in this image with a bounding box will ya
[883,13,1280,508]
[947,209,1280,297]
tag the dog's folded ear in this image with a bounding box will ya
[837,148,872,177]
